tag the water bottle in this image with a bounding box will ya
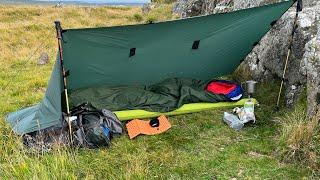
[244,99,254,114]
[223,112,244,131]
[242,99,256,123]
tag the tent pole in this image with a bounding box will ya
[276,0,302,110]
[55,21,73,144]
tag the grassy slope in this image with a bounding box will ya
[0,4,311,179]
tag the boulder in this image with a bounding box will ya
[303,0,318,7]
[233,0,316,11]
[300,27,320,116]
[173,0,230,18]
[173,0,319,18]
[242,3,320,106]
[142,3,156,14]
[54,2,64,8]
[173,0,278,18]
[173,0,320,111]
[173,0,208,17]
[212,5,232,14]
[233,0,271,10]
[37,52,49,65]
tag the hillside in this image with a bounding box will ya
[0,4,318,179]
[0,0,149,6]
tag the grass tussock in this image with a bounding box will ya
[277,105,320,173]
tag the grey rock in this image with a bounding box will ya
[232,0,317,11]
[212,5,232,14]
[173,0,226,18]
[172,0,188,16]
[242,3,319,106]
[38,52,49,65]
[303,0,319,7]
[300,25,320,116]
[54,2,64,8]
[173,0,320,111]
[285,84,304,107]
[142,3,155,14]
[173,0,319,17]
[233,0,269,10]
[185,0,206,17]
[173,0,277,18]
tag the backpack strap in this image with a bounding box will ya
[74,114,92,147]
[74,114,84,145]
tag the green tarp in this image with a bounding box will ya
[7,0,295,134]
[7,61,62,134]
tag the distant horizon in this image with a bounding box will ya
[0,0,151,4]
[35,0,150,3]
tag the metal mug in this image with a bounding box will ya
[244,80,257,98]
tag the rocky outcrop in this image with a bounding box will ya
[233,0,271,10]
[173,0,319,18]
[173,0,320,111]
[301,27,320,116]
[173,0,280,18]
[243,3,319,106]
[173,0,233,18]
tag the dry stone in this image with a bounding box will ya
[38,52,49,65]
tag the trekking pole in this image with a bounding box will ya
[276,0,302,110]
[55,21,73,144]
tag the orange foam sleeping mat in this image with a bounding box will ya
[126,115,172,139]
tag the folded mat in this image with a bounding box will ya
[69,78,231,113]
[126,115,172,139]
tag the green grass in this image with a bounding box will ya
[0,81,312,178]
[0,4,313,179]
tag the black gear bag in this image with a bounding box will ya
[70,103,123,148]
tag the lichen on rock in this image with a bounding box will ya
[242,5,319,106]
[173,0,233,18]
[300,26,320,116]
